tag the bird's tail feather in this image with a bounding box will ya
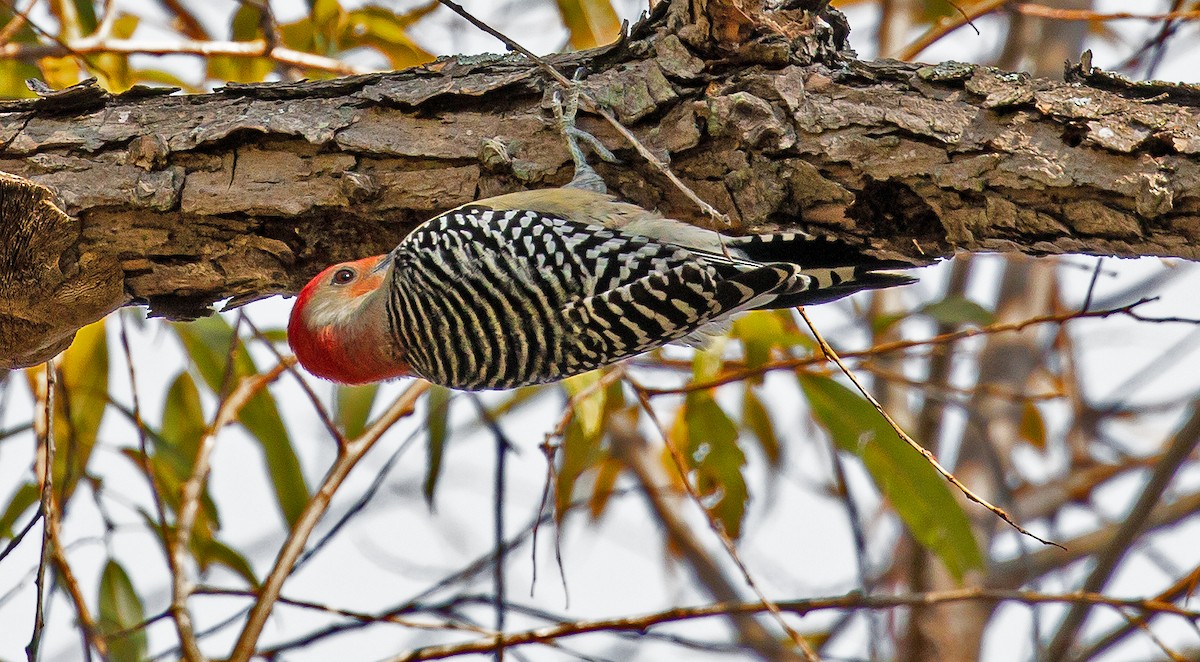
[758,270,917,309]
[725,233,916,271]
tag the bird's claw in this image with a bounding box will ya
[551,71,619,194]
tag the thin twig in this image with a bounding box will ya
[897,0,1006,61]
[1081,257,1104,312]
[387,587,1200,662]
[466,395,510,661]
[1072,562,1200,661]
[46,475,106,660]
[641,298,1190,396]
[227,380,431,662]
[1044,403,1200,661]
[0,37,369,76]
[244,317,346,447]
[117,313,178,640]
[0,507,42,565]
[193,586,491,634]
[26,362,54,662]
[254,489,640,657]
[608,412,814,661]
[1013,4,1200,22]
[794,307,1062,548]
[171,349,295,661]
[628,382,821,661]
[0,0,84,63]
[533,365,625,599]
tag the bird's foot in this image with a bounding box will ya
[552,68,618,194]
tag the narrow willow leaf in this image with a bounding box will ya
[98,560,148,662]
[1020,401,1047,449]
[160,372,206,475]
[691,336,727,383]
[920,295,995,327]
[588,454,622,519]
[340,5,436,69]
[88,14,139,92]
[1,61,40,97]
[555,372,614,519]
[120,447,219,533]
[56,319,109,498]
[423,385,452,508]
[799,374,984,581]
[733,312,784,371]
[563,371,605,439]
[174,317,309,527]
[684,392,747,537]
[741,388,781,466]
[196,537,260,588]
[0,482,38,538]
[336,383,379,439]
[311,0,343,44]
[207,5,273,83]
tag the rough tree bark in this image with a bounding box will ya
[1,0,1199,367]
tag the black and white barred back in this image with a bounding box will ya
[385,206,911,390]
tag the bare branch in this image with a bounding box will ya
[227,380,430,661]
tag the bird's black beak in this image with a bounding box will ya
[371,253,394,275]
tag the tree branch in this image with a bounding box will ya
[1,0,1199,369]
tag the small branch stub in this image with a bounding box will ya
[0,172,125,367]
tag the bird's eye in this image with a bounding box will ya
[331,268,356,285]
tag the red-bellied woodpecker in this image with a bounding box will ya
[288,90,917,390]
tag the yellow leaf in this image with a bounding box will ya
[1020,401,1047,450]
[39,56,82,89]
[555,0,621,49]
[563,371,606,439]
[588,455,621,519]
[340,6,435,69]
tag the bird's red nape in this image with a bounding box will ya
[288,256,412,384]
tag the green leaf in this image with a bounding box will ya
[0,483,38,539]
[57,319,109,498]
[207,5,274,83]
[311,0,344,45]
[799,374,984,581]
[255,328,290,344]
[0,60,40,98]
[732,312,784,372]
[423,385,452,508]
[920,296,995,327]
[680,391,748,537]
[340,5,436,69]
[174,317,309,527]
[119,446,220,537]
[195,537,259,588]
[920,0,961,23]
[336,383,378,439]
[691,336,727,383]
[1019,402,1047,449]
[556,372,610,519]
[97,560,147,662]
[86,14,139,92]
[49,0,97,39]
[588,455,622,519]
[741,389,780,466]
[563,372,605,439]
[160,372,206,476]
[870,312,908,336]
[554,0,621,49]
